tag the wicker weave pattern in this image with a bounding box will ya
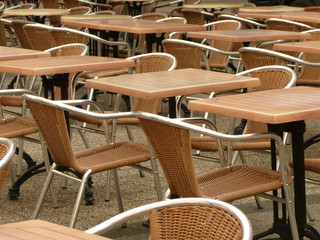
[0,142,10,191]
[24,25,56,51]
[11,20,34,49]
[51,30,88,46]
[297,53,320,85]
[150,205,242,240]
[240,51,282,70]
[181,9,205,25]
[140,117,290,202]
[163,42,201,69]
[0,117,37,138]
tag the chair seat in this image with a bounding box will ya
[0,117,38,138]
[296,79,320,86]
[197,164,289,202]
[289,158,320,174]
[80,68,128,79]
[0,96,23,107]
[70,111,139,126]
[74,141,150,174]
[191,136,270,152]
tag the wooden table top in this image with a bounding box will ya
[61,18,205,34]
[85,68,260,99]
[0,220,111,240]
[0,46,50,61]
[61,14,132,20]
[237,11,283,19]
[0,56,134,76]
[239,5,305,13]
[187,29,311,42]
[280,11,320,23]
[188,86,320,124]
[273,40,320,54]
[183,3,245,9]
[3,8,70,16]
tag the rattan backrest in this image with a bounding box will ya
[298,53,320,82]
[162,40,202,69]
[139,118,204,197]
[239,47,282,70]
[92,10,115,15]
[64,0,82,8]
[68,6,92,15]
[0,19,7,46]
[204,20,241,69]
[265,18,314,32]
[237,66,295,135]
[11,20,35,49]
[218,14,266,29]
[0,138,14,191]
[50,27,89,46]
[150,204,243,239]
[44,43,88,57]
[181,9,204,25]
[134,12,168,20]
[25,99,81,171]
[129,53,176,113]
[41,0,59,8]
[23,24,56,51]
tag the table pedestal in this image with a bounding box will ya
[254,121,320,240]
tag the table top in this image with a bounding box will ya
[187,29,311,42]
[280,11,320,23]
[0,220,111,240]
[237,11,283,19]
[3,8,70,16]
[239,5,305,13]
[183,3,245,8]
[0,56,134,76]
[273,40,320,54]
[0,46,51,61]
[61,18,206,34]
[85,68,260,99]
[188,86,320,124]
[61,14,132,20]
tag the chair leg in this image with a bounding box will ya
[150,154,162,201]
[111,169,124,214]
[104,170,112,201]
[31,163,56,220]
[69,169,92,228]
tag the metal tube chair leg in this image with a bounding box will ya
[70,169,92,228]
[111,169,124,214]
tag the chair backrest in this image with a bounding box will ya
[0,138,15,191]
[236,65,296,135]
[126,52,177,113]
[218,14,266,29]
[23,23,56,51]
[25,96,83,173]
[91,10,115,15]
[265,18,314,32]
[44,43,88,57]
[133,12,168,20]
[41,0,59,8]
[0,19,8,46]
[302,29,320,40]
[156,17,187,24]
[64,0,82,8]
[204,20,242,70]
[181,9,205,25]
[68,6,92,15]
[162,39,204,69]
[11,20,35,49]
[86,198,252,240]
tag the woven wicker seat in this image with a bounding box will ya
[190,65,296,165]
[86,198,252,240]
[0,138,15,191]
[24,95,162,228]
[265,18,315,32]
[133,111,298,238]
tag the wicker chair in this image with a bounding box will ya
[11,20,34,49]
[217,14,266,29]
[190,65,296,166]
[265,18,315,32]
[0,138,15,191]
[134,111,298,239]
[67,6,92,15]
[239,47,320,86]
[86,198,252,240]
[203,20,242,73]
[69,52,177,147]
[40,0,61,26]
[23,23,56,51]
[24,94,163,228]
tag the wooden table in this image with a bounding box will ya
[273,40,320,54]
[85,68,260,117]
[61,14,132,21]
[188,86,320,239]
[0,220,111,240]
[237,11,283,19]
[61,18,205,52]
[280,11,320,24]
[3,8,70,23]
[187,29,311,46]
[239,5,305,13]
[2,55,135,200]
[0,46,50,61]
